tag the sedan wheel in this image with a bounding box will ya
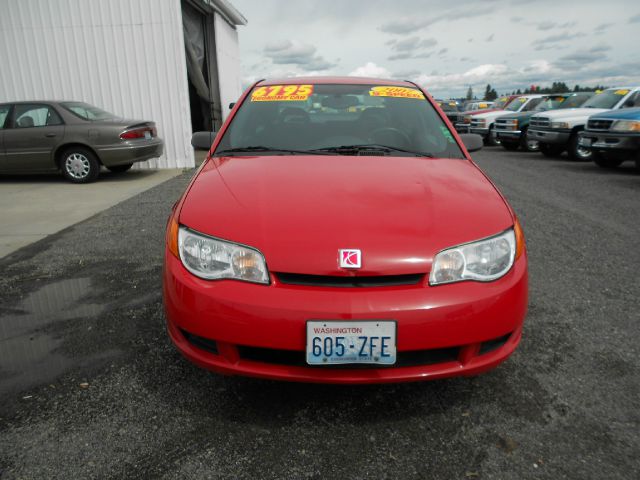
[61,148,100,183]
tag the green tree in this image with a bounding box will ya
[466,86,474,100]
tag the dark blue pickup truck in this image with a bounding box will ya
[579,107,640,171]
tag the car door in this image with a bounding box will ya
[3,103,65,171]
[0,104,10,171]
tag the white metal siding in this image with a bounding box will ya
[0,0,195,169]
[213,12,242,122]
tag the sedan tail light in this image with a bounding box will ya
[120,125,157,140]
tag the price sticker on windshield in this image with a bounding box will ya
[614,89,630,95]
[369,86,425,99]
[251,85,314,102]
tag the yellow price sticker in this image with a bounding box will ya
[479,103,488,108]
[369,86,425,99]
[614,89,629,95]
[448,102,457,106]
[518,97,527,103]
[251,84,314,102]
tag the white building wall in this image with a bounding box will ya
[0,0,195,169]
[213,12,242,122]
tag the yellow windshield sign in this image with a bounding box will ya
[251,85,314,102]
[369,86,425,99]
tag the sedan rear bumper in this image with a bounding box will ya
[163,251,528,384]
[96,138,164,166]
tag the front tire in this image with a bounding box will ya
[60,147,100,183]
[501,141,520,151]
[568,133,592,161]
[539,143,564,157]
[107,163,133,173]
[485,125,501,146]
[521,128,539,152]
[593,153,623,169]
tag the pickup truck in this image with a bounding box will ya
[528,87,640,160]
[494,92,594,152]
[578,107,640,171]
[455,96,516,134]
[469,94,544,146]
[436,100,462,125]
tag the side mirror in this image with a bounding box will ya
[458,133,483,152]
[191,131,216,150]
[229,102,236,109]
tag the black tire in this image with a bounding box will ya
[520,128,539,152]
[539,143,564,157]
[107,163,133,173]
[593,153,623,169]
[485,125,501,146]
[568,133,592,161]
[60,147,100,183]
[501,141,520,151]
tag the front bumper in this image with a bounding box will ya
[163,251,528,384]
[455,123,470,133]
[96,138,164,166]
[469,127,490,138]
[528,128,571,145]
[495,130,522,141]
[579,131,640,158]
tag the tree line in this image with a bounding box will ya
[465,83,609,101]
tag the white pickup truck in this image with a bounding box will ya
[469,95,544,146]
[528,87,640,160]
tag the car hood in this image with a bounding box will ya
[533,108,610,120]
[179,155,513,276]
[588,107,640,120]
[473,110,509,121]
[463,108,502,116]
[498,111,537,121]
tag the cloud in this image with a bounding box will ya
[535,21,576,31]
[589,44,611,54]
[263,40,336,71]
[349,62,391,78]
[486,34,494,42]
[511,16,524,23]
[438,48,448,55]
[379,10,488,34]
[532,31,586,48]
[594,23,614,32]
[629,13,640,23]
[552,49,609,71]
[386,36,437,61]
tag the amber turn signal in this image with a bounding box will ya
[167,215,180,258]
[514,217,525,260]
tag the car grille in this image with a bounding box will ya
[587,119,613,131]
[530,117,550,128]
[275,273,425,288]
[494,119,513,131]
[470,118,485,127]
[180,329,514,369]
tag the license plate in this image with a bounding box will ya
[579,137,592,147]
[306,320,397,365]
[144,131,152,140]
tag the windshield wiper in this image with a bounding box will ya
[214,146,331,156]
[309,144,434,157]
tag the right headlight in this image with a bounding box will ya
[429,226,523,286]
[550,121,570,129]
[178,226,270,284]
[611,120,640,132]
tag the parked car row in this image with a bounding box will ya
[0,101,164,183]
[449,87,640,170]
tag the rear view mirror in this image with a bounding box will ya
[458,133,483,153]
[191,131,216,150]
[321,95,360,110]
[229,102,236,109]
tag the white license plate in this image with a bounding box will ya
[579,137,592,146]
[144,131,152,140]
[306,321,396,365]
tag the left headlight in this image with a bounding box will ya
[429,228,517,286]
[611,120,640,132]
[550,121,569,129]
[178,227,269,284]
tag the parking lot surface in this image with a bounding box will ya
[0,148,638,479]
[0,168,181,259]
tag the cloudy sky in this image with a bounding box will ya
[231,0,640,98]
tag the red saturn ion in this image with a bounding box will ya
[163,77,528,384]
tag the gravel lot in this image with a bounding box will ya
[0,147,638,479]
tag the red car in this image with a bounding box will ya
[163,77,528,384]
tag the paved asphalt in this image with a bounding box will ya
[0,147,638,479]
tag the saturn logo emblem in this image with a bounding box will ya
[339,249,361,268]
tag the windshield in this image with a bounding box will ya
[60,102,116,121]
[437,100,458,112]
[493,97,511,109]
[582,89,632,109]
[505,97,529,112]
[215,83,464,158]
[534,94,593,111]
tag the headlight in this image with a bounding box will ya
[429,228,517,285]
[611,120,640,132]
[178,227,269,284]
[550,121,569,129]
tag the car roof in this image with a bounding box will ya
[0,100,80,105]
[257,76,417,87]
